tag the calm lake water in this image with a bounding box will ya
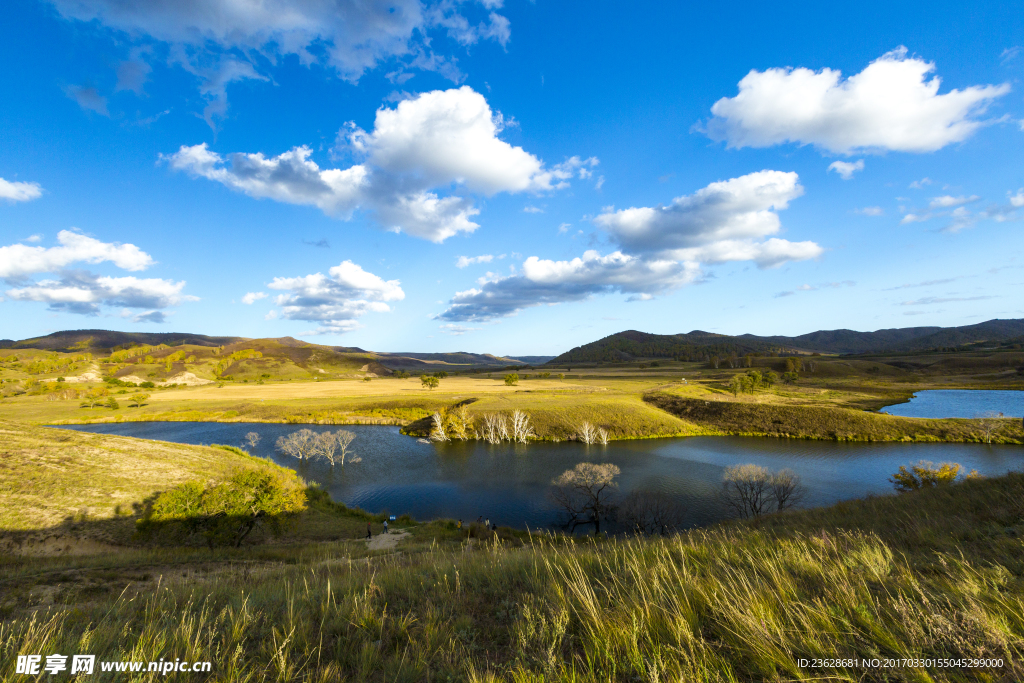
[881,390,1024,418]
[60,422,1023,531]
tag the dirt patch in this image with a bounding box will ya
[64,364,103,383]
[1,532,123,557]
[161,372,213,386]
[366,529,409,551]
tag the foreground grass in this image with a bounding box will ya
[1,416,1022,681]
[3,477,1023,681]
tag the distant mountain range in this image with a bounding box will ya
[5,320,1022,368]
[0,329,242,352]
[0,329,543,370]
[549,319,1024,364]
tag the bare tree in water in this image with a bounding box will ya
[550,462,620,534]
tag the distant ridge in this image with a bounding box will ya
[550,319,1024,364]
[1,331,534,370]
[0,329,243,353]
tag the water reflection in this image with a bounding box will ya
[60,422,1023,531]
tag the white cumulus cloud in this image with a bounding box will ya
[7,273,191,316]
[705,47,1009,154]
[0,230,153,280]
[438,251,701,322]
[0,177,43,203]
[267,260,404,334]
[242,291,267,304]
[438,170,823,322]
[167,87,587,242]
[594,170,814,263]
[827,159,864,180]
[0,231,191,320]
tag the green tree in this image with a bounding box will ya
[763,371,778,388]
[421,375,440,390]
[105,396,120,410]
[433,371,448,379]
[128,393,150,408]
[728,375,743,396]
[139,470,306,548]
[504,373,519,386]
[746,370,762,392]
[889,461,979,492]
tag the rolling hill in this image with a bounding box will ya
[549,319,1024,363]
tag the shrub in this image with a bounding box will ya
[504,373,519,386]
[889,461,980,492]
[138,470,306,548]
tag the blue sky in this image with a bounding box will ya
[1,0,1022,354]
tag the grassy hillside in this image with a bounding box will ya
[1,419,1022,681]
[0,420,302,534]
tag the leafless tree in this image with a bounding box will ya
[578,421,598,444]
[550,462,621,534]
[482,413,509,444]
[276,429,318,461]
[975,411,1004,444]
[620,490,686,535]
[430,412,449,442]
[511,409,535,443]
[721,464,806,519]
[244,431,261,450]
[769,468,806,511]
[597,427,609,445]
[312,430,357,466]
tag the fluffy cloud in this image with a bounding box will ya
[0,177,43,203]
[1,231,190,320]
[242,291,267,304]
[167,87,587,242]
[7,272,190,315]
[438,251,700,322]
[0,230,153,280]
[456,254,493,268]
[827,160,864,180]
[594,170,810,258]
[267,260,404,334]
[438,170,823,321]
[165,144,368,217]
[1009,189,1024,208]
[52,0,510,127]
[350,87,567,194]
[705,48,1009,154]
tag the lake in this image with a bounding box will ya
[59,422,1023,531]
[881,390,1024,419]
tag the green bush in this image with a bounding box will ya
[138,469,306,548]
